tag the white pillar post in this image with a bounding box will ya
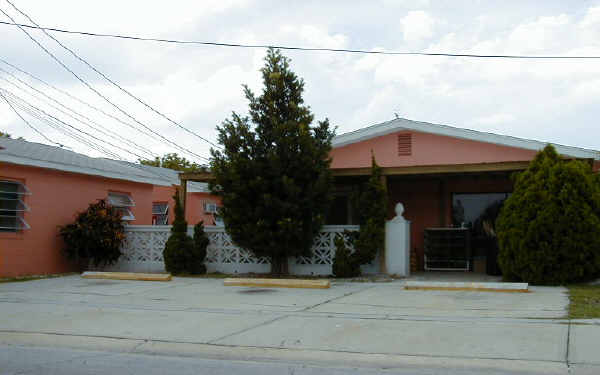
[385,203,411,277]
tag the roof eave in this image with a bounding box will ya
[1,155,173,186]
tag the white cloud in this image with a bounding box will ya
[401,11,436,43]
[3,1,600,158]
[507,14,571,53]
[473,113,516,126]
[579,6,600,29]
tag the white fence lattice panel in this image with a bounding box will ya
[108,225,373,275]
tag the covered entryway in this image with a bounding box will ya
[332,161,529,274]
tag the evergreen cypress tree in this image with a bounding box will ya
[191,222,209,274]
[496,145,600,284]
[163,194,195,274]
[210,48,335,275]
[352,155,388,267]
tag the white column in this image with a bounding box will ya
[385,203,411,277]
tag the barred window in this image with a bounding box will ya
[107,192,135,221]
[0,180,31,231]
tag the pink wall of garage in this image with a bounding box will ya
[330,130,537,169]
[1,163,154,278]
[151,185,220,226]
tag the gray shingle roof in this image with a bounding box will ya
[0,137,208,192]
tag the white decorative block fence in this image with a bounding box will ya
[103,225,380,276]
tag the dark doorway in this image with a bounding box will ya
[452,193,509,275]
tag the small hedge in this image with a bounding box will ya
[59,199,124,269]
[332,232,360,278]
[496,145,600,285]
[163,195,208,275]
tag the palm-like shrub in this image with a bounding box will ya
[496,145,600,284]
[59,199,125,269]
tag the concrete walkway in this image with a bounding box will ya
[0,275,597,374]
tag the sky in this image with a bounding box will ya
[1,0,600,164]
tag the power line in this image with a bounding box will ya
[2,87,188,182]
[0,86,144,159]
[0,88,63,146]
[0,66,157,158]
[0,57,182,156]
[7,92,121,157]
[4,1,220,149]
[0,4,210,162]
[1,19,600,60]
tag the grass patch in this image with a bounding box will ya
[568,284,600,319]
[0,272,76,284]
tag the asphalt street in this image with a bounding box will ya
[0,275,598,374]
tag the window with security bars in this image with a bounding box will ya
[107,192,135,221]
[152,202,169,225]
[0,180,31,232]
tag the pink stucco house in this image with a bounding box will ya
[0,137,219,277]
[326,118,600,272]
[3,117,599,277]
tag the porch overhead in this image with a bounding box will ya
[331,160,531,177]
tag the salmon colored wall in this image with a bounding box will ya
[151,185,220,226]
[331,131,537,169]
[387,175,514,271]
[0,163,154,278]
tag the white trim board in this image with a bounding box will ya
[332,118,600,161]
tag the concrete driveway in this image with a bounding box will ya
[0,275,597,374]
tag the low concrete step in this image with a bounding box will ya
[224,278,330,289]
[405,281,529,293]
[81,271,172,282]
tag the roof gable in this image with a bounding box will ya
[332,118,599,161]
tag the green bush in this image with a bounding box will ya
[351,155,388,269]
[59,199,124,269]
[191,222,209,274]
[496,145,600,285]
[332,232,360,278]
[163,194,197,275]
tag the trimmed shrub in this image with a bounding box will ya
[352,155,388,268]
[332,232,360,278]
[163,194,195,275]
[59,199,125,269]
[191,222,209,275]
[496,145,600,285]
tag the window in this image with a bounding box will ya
[152,202,169,225]
[213,214,224,226]
[203,202,218,214]
[0,180,31,232]
[107,192,135,221]
[452,193,510,235]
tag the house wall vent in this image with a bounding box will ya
[398,133,412,156]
